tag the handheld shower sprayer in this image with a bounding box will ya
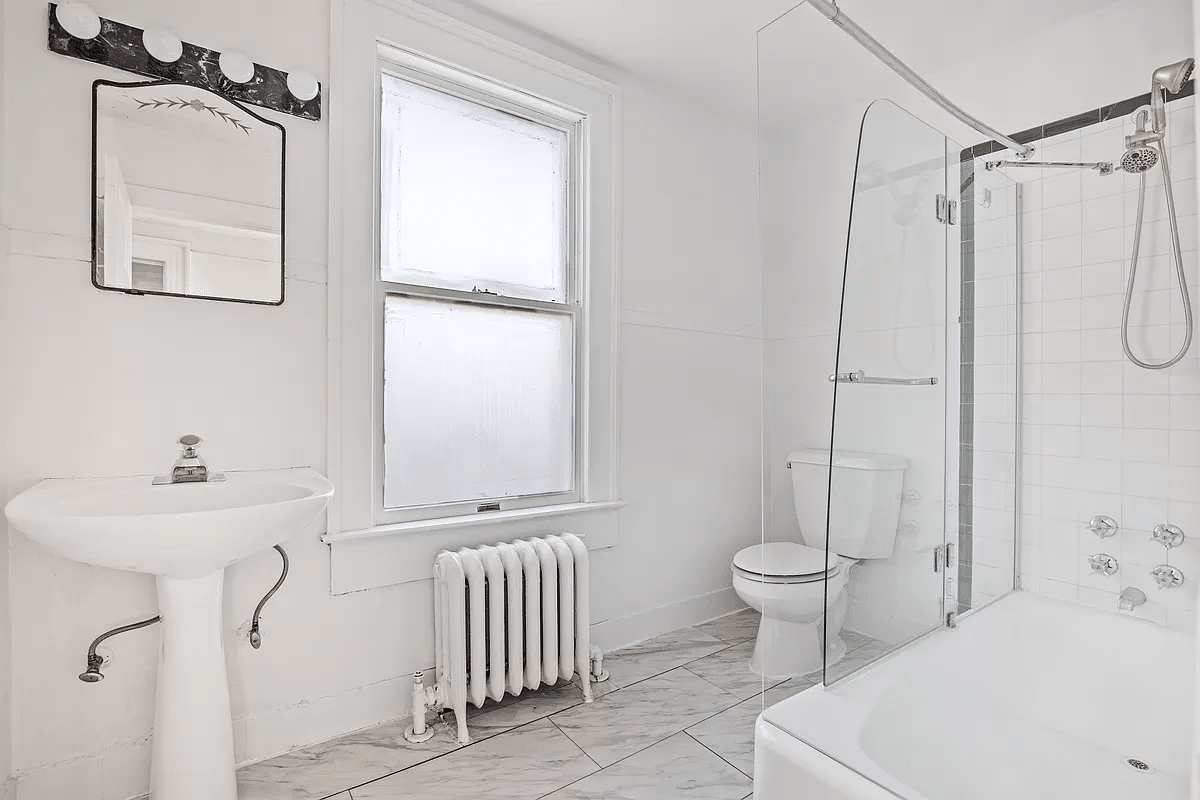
[1151,58,1195,132]
[1120,58,1195,370]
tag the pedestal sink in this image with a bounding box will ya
[3,467,334,800]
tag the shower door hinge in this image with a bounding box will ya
[946,611,958,629]
[934,194,957,225]
[933,544,945,572]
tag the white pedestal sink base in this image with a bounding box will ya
[151,571,237,800]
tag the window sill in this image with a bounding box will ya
[323,501,625,593]
[322,500,627,543]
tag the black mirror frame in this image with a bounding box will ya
[91,78,287,306]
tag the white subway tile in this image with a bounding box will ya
[1041,267,1082,302]
[1123,394,1170,428]
[1042,171,1083,208]
[1038,578,1079,602]
[1041,362,1081,393]
[1123,361,1173,395]
[1081,194,1124,233]
[1080,394,1122,427]
[1170,394,1200,430]
[1081,294,1125,329]
[1077,457,1123,494]
[1123,461,1170,498]
[1043,234,1082,269]
[1041,425,1080,457]
[1042,330,1081,362]
[1042,203,1083,240]
[1169,465,1200,500]
[1081,329,1122,362]
[1080,360,1122,391]
[1122,428,1171,464]
[1080,261,1124,297]
[1171,430,1200,466]
[1079,426,1122,459]
[1042,299,1082,332]
[1081,227,1124,265]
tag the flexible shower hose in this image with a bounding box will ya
[1122,140,1194,369]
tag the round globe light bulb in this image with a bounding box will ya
[55,2,101,40]
[142,26,182,63]
[219,50,255,84]
[286,70,319,102]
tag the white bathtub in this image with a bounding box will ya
[754,591,1196,799]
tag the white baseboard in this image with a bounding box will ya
[590,586,746,652]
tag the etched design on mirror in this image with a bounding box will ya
[91,79,285,305]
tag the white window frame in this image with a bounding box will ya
[374,56,585,524]
[325,0,622,591]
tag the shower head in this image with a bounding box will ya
[1153,58,1195,94]
[1150,58,1195,133]
[1121,145,1159,173]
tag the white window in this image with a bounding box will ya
[327,0,620,583]
[377,65,584,521]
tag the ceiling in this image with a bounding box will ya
[436,0,1128,119]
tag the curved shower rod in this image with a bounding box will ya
[806,0,1034,160]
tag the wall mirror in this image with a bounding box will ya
[92,79,285,304]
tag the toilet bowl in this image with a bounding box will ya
[731,449,907,679]
[732,542,851,679]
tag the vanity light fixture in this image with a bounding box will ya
[55,2,101,40]
[219,50,256,84]
[286,70,320,102]
[142,26,182,64]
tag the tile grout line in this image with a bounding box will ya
[682,730,755,782]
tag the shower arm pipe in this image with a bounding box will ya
[806,0,1034,159]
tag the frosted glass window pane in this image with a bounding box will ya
[383,295,574,508]
[380,74,568,302]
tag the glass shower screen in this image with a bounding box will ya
[822,100,954,683]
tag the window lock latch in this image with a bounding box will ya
[471,285,498,295]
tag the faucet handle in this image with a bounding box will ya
[177,434,202,457]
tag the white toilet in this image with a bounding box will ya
[732,448,907,679]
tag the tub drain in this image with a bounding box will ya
[1126,758,1153,773]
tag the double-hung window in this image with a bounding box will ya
[327,0,618,586]
[376,61,583,522]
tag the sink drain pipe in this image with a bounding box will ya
[79,615,161,682]
[249,545,289,649]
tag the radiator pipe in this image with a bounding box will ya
[589,645,609,687]
[79,615,162,683]
[403,670,438,744]
[248,545,288,649]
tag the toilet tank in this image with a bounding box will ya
[787,449,908,559]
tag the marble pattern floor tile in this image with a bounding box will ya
[236,717,461,800]
[600,627,729,688]
[684,640,784,700]
[351,719,597,800]
[541,732,751,800]
[465,679,588,737]
[695,608,760,644]
[550,667,740,767]
[684,697,761,777]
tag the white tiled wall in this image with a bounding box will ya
[987,96,1200,631]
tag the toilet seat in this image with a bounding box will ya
[732,542,840,585]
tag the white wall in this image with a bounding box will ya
[760,0,1194,631]
[1000,98,1200,628]
[0,1,762,797]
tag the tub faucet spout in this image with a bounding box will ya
[1118,587,1146,611]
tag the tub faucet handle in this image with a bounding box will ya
[1087,516,1118,538]
[1152,524,1185,549]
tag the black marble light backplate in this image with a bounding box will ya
[48,3,321,122]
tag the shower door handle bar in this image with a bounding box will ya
[829,371,938,386]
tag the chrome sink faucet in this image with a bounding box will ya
[152,435,226,485]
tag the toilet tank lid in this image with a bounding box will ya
[787,449,907,471]
[733,542,836,577]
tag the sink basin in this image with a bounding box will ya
[4,466,334,800]
[4,467,334,578]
